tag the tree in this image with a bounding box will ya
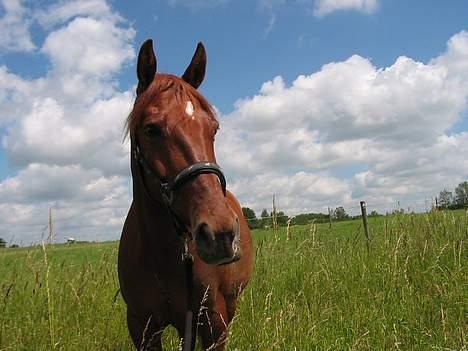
[242,207,260,229]
[438,189,453,209]
[334,206,348,220]
[260,209,270,227]
[276,211,288,226]
[454,181,468,206]
[0,237,6,248]
[242,207,256,220]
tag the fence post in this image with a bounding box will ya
[328,207,332,228]
[360,201,370,253]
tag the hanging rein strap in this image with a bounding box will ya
[182,242,195,351]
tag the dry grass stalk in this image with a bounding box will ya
[286,217,292,241]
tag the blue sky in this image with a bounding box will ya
[0,0,467,244]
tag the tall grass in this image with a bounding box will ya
[0,242,131,350]
[0,210,466,350]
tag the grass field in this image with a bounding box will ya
[0,210,466,350]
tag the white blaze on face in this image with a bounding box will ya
[185,101,194,119]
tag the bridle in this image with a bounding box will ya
[134,139,226,209]
[132,134,227,351]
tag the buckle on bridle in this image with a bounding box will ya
[182,238,193,262]
[160,182,173,206]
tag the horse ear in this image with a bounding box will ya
[182,42,206,89]
[137,39,157,95]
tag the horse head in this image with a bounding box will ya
[127,39,241,265]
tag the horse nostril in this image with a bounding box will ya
[194,220,241,265]
[195,223,215,247]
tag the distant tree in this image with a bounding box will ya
[438,189,453,209]
[10,244,19,248]
[242,207,256,220]
[334,206,349,220]
[454,181,468,206]
[276,211,288,226]
[260,209,270,227]
[369,210,380,217]
[291,212,329,225]
[0,237,6,248]
[242,207,260,229]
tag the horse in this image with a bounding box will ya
[118,39,254,351]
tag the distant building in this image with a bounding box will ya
[67,237,76,244]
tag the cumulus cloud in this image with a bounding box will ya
[314,0,378,17]
[0,0,35,52]
[0,0,134,243]
[42,17,134,77]
[216,30,468,215]
[35,0,119,27]
[227,55,465,144]
[258,0,378,31]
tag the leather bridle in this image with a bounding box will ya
[132,135,227,351]
[134,140,226,208]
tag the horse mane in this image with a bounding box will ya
[125,74,216,137]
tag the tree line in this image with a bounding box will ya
[2,181,465,245]
[437,181,468,210]
[242,180,467,230]
[241,206,357,229]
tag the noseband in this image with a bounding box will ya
[133,137,227,231]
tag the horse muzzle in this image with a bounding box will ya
[194,220,241,265]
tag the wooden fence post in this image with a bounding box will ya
[360,201,370,253]
[328,207,332,228]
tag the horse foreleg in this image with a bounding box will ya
[127,310,164,351]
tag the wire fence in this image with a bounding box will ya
[3,194,468,247]
[242,195,468,224]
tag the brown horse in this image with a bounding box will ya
[118,39,254,351]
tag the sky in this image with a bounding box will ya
[0,0,467,244]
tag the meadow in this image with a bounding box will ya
[0,210,466,350]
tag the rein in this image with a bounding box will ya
[132,136,227,351]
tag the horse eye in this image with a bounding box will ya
[143,124,163,138]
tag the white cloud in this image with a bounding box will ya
[35,0,118,28]
[0,0,35,52]
[231,55,464,143]
[0,0,134,243]
[216,30,468,215]
[42,17,134,77]
[314,0,378,17]
[0,163,130,244]
[431,31,468,83]
[229,171,352,215]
